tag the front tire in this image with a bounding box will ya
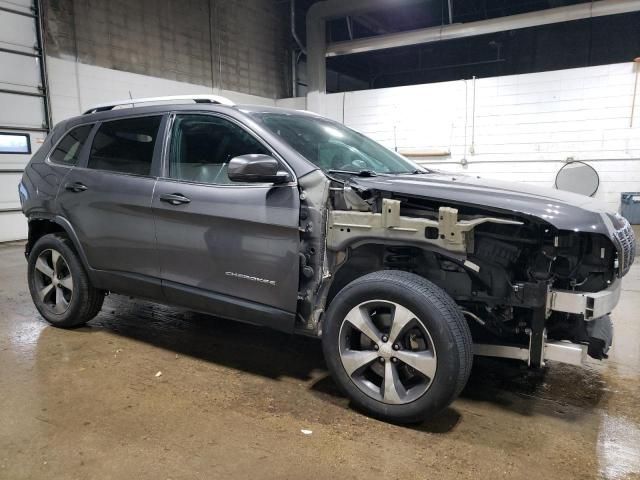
[322,270,472,424]
[27,233,104,328]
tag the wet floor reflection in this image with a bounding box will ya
[598,413,640,480]
[1,241,639,479]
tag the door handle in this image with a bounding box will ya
[65,182,88,193]
[160,193,191,206]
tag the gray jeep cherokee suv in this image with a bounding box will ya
[20,95,635,423]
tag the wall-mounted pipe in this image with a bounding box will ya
[470,75,476,155]
[631,57,640,127]
[326,0,640,57]
[291,0,309,97]
[291,0,307,56]
[291,50,297,98]
[346,16,354,40]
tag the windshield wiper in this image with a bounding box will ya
[372,169,430,175]
[326,169,378,177]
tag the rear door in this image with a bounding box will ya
[56,115,166,299]
[152,113,300,331]
[45,123,95,212]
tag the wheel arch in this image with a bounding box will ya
[27,216,92,275]
[323,241,475,311]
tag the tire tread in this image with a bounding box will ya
[323,269,473,423]
[340,270,473,397]
[28,233,104,328]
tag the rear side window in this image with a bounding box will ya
[88,116,162,176]
[49,125,93,165]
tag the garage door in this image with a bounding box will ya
[0,0,51,242]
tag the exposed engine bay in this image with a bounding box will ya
[296,171,633,367]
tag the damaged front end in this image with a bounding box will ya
[296,172,635,369]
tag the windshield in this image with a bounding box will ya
[249,112,425,175]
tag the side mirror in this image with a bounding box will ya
[227,154,291,184]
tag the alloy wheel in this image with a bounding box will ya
[338,300,437,405]
[33,249,74,314]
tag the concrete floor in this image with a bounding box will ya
[1,241,639,480]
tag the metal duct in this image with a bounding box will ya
[326,0,640,57]
[306,0,640,105]
[306,0,424,111]
[291,0,307,56]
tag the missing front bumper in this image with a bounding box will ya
[473,276,621,368]
[474,314,614,367]
[547,280,621,320]
[474,341,587,367]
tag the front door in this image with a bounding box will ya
[153,113,300,331]
[56,115,165,299]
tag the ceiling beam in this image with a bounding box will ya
[326,0,640,57]
[305,0,425,111]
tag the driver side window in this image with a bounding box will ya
[169,114,268,185]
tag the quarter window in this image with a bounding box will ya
[88,116,162,176]
[169,115,269,184]
[49,125,93,165]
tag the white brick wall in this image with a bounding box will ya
[275,97,306,110]
[47,57,276,124]
[316,62,640,214]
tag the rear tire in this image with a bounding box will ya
[27,233,104,328]
[322,270,472,424]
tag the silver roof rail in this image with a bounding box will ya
[83,94,235,114]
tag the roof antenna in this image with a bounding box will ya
[128,91,135,108]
